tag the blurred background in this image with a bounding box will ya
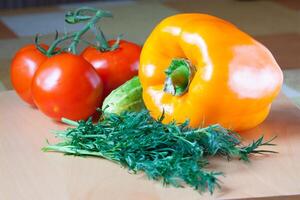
[0,0,299,106]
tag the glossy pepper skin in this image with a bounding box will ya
[139,14,283,131]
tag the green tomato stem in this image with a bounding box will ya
[35,7,117,56]
[34,32,75,57]
[45,33,75,56]
[65,6,121,52]
[68,9,112,54]
[34,34,48,55]
[65,7,99,24]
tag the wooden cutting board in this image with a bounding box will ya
[1,90,300,200]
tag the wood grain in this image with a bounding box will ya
[0,91,300,200]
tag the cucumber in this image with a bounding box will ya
[102,76,145,114]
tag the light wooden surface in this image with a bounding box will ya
[0,90,300,200]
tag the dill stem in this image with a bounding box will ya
[42,145,118,163]
[61,118,79,127]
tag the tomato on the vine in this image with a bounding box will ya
[11,7,138,121]
[11,44,48,106]
[31,53,103,121]
[81,40,141,97]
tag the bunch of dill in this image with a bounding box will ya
[43,109,276,193]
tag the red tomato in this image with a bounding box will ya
[81,40,141,97]
[31,53,103,121]
[11,44,48,106]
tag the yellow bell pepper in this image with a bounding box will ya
[139,14,283,131]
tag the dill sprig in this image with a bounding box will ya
[42,109,276,194]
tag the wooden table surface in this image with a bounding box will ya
[1,90,300,200]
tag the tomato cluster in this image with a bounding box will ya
[10,7,141,121]
[11,41,141,121]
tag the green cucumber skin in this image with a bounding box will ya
[102,76,145,114]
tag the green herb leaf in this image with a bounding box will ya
[43,109,276,194]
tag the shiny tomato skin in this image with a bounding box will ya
[11,44,48,106]
[31,53,103,121]
[81,40,141,97]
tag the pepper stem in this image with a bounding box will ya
[164,58,196,96]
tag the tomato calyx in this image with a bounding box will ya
[92,27,122,52]
[35,33,74,57]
